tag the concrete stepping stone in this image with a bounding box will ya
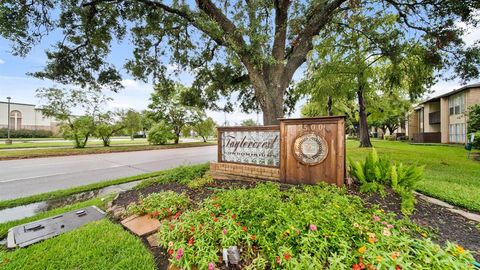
[146,234,159,247]
[121,214,160,236]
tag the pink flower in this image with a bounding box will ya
[309,224,318,231]
[176,248,184,260]
[208,262,215,270]
[222,228,228,235]
[372,215,381,222]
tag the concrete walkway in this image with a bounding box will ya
[0,145,217,200]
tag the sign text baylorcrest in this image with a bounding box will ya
[220,129,280,167]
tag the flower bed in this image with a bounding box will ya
[155,183,474,269]
[126,191,190,220]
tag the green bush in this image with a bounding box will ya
[0,128,53,138]
[136,163,210,189]
[349,149,424,215]
[187,173,213,189]
[147,121,175,145]
[472,131,480,150]
[157,183,472,269]
[127,191,190,219]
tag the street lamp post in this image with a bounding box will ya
[6,97,12,145]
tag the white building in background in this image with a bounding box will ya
[0,101,59,133]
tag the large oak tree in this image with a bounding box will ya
[1,0,479,124]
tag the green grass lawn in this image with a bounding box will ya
[0,219,155,270]
[347,139,480,212]
[0,141,216,160]
[0,138,149,149]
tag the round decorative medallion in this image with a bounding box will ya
[293,133,328,165]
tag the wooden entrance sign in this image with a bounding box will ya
[210,116,345,186]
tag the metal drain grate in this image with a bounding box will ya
[7,206,105,248]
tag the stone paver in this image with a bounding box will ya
[121,214,160,236]
[146,234,159,247]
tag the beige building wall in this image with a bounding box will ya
[425,102,441,132]
[440,97,449,143]
[407,110,419,139]
[467,87,480,107]
[0,102,58,132]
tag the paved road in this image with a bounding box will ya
[0,145,217,200]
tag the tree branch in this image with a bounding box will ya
[284,0,347,80]
[272,0,290,61]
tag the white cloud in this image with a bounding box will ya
[430,79,462,97]
[457,12,480,46]
[0,59,5,64]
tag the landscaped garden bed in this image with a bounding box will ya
[109,167,480,269]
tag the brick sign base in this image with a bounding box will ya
[212,116,345,186]
[210,162,280,182]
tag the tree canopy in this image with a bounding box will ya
[1,0,479,124]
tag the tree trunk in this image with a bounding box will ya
[327,96,333,116]
[357,89,372,148]
[174,133,180,144]
[380,127,387,139]
[260,88,285,125]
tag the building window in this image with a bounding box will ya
[449,123,466,143]
[10,110,22,130]
[448,92,465,116]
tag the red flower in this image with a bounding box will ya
[173,211,182,219]
[250,234,256,241]
[395,266,402,270]
[168,249,174,256]
[151,211,159,218]
[352,264,361,270]
[231,214,236,219]
[190,226,195,232]
[188,237,195,246]
[275,256,281,264]
[283,252,291,261]
[213,218,219,222]
[242,226,247,232]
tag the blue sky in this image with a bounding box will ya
[0,13,479,125]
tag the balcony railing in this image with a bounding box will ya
[429,111,441,124]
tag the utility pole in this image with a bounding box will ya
[6,97,12,145]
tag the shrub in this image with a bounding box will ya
[147,121,175,145]
[136,163,210,189]
[349,149,391,195]
[127,191,190,220]
[349,149,424,215]
[157,183,473,269]
[187,173,213,189]
[0,128,53,138]
[472,131,480,150]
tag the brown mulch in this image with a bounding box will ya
[347,182,480,260]
[112,180,480,269]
